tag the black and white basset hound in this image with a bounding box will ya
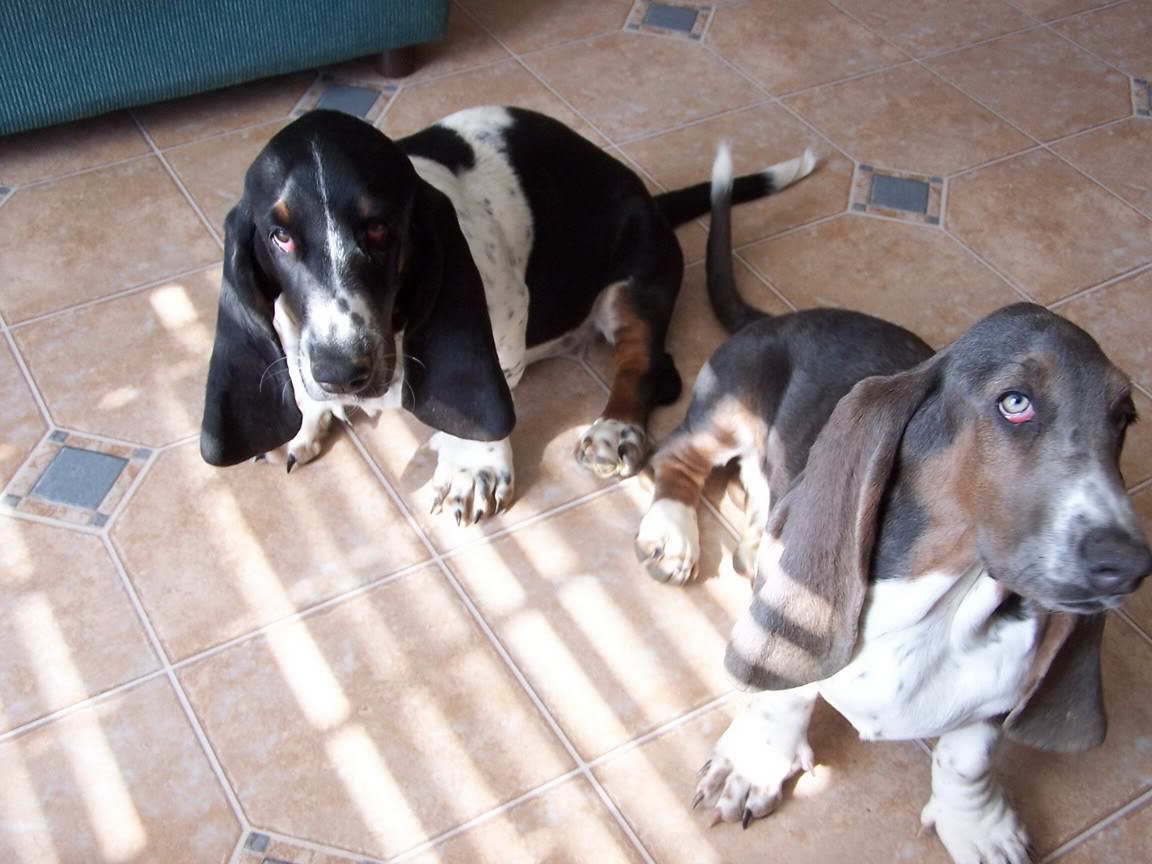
[636,146,1152,864]
[200,107,814,524]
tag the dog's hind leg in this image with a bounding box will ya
[921,722,1031,864]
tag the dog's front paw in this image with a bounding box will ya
[429,433,514,525]
[576,418,647,478]
[635,498,701,584]
[921,791,1031,864]
[260,410,335,473]
[695,708,815,828]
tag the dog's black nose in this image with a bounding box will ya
[310,350,372,395]
[1080,526,1152,596]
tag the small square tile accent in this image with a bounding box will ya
[238,833,367,863]
[31,446,128,509]
[293,76,395,125]
[245,833,270,852]
[870,174,931,213]
[2,431,149,527]
[1135,79,1151,117]
[315,82,381,118]
[625,1,712,40]
[0,186,10,205]
[850,165,944,225]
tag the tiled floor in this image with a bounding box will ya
[2,1,1151,862]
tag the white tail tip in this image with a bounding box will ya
[767,147,819,190]
[711,141,734,202]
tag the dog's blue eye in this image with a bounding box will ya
[998,391,1034,423]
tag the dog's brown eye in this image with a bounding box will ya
[271,228,295,253]
[998,391,1034,424]
[365,222,387,244]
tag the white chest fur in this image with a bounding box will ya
[819,569,1043,741]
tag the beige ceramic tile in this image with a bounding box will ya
[14,267,220,447]
[461,0,635,55]
[1053,0,1152,78]
[926,29,1131,142]
[0,519,157,732]
[1062,798,1152,863]
[706,0,907,94]
[522,31,763,142]
[0,676,240,864]
[325,6,510,84]
[136,74,314,149]
[356,357,616,551]
[448,482,746,759]
[830,0,1035,57]
[179,567,572,860]
[785,64,1033,175]
[1052,119,1152,219]
[113,437,429,660]
[1058,270,1152,393]
[740,214,1021,347]
[166,121,287,235]
[997,618,1152,855]
[0,341,44,488]
[1007,0,1117,19]
[402,778,644,864]
[596,701,950,864]
[621,104,855,249]
[0,158,220,323]
[948,149,1152,303]
[0,112,149,187]
[588,260,792,443]
[378,58,604,144]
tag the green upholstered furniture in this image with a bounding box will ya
[0,0,450,135]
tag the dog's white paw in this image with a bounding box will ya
[635,499,701,584]
[921,792,1032,864]
[575,418,647,478]
[260,410,334,472]
[695,707,815,828]
[429,433,514,526]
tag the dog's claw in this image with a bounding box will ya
[698,760,712,778]
[254,453,267,463]
[742,808,752,830]
[692,791,705,810]
[285,455,297,474]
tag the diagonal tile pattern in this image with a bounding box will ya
[4,0,1152,861]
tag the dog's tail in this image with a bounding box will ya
[655,146,817,228]
[706,143,817,332]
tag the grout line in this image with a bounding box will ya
[1042,15,1137,81]
[586,689,739,770]
[772,59,917,100]
[1041,785,1152,862]
[129,111,225,248]
[6,261,222,331]
[103,448,160,528]
[731,249,800,312]
[1024,0,1131,27]
[99,533,253,828]
[1117,608,1152,648]
[0,507,104,537]
[1,324,53,426]
[945,142,1044,181]
[7,151,157,192]
[346,424,659,864]
[1129,475,1152,495]
[0,668,168,743]
[1049,261,1152,309]
[943,230,1039,305]
[386,769,583,863]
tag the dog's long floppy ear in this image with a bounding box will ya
[200,203,302,466]
[1004,612,1107,752]
[725,358,942,691]
[399,183,514,441]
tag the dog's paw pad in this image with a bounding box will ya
[576,419,647,478]
[635,498,701,584]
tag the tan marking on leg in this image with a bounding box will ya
[601,292,654,426]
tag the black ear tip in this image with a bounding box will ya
[199,431,230,467]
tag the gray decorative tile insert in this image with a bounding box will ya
[644,3,700,32]
[49,429,68,443]
[245,832,270,852]
[3,494,20,507]
[316,83,382,117]
[1135,79,1150,117]
[870,174,931,213]
[31,446,128,509]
